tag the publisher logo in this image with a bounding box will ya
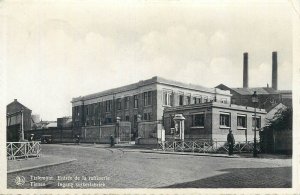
[15,176,26,186]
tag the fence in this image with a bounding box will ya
[7,141,41,160]
[158,140,260,153]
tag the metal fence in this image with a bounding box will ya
[7,141,41,160]
[158,140,260,153]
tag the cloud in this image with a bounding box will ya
[2,1,293,120]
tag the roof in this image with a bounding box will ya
[231,87,279,95]
[72,76,230,102]
[7,99,31,110]
[277,90,292,94]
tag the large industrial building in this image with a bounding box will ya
[71,76,232,138]
[216,52,292,111]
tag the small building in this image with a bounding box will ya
[57,116,72,129]
[6,99,32,141]
[163,102,266,142]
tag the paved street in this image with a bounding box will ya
[7,144,292,188]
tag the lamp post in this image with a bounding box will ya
[252,91,258,157]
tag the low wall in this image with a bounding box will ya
[82,125,115,143]
[138,121,157,138]
[25,128,74,143]
[137,138,158,145]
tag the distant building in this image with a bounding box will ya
[34,120,57,129]
[216,51,292,112]
[57,116,72,128]
[215,84,291,111]
[6,99,32,141]
[71,76,232,138]
[163,102,267,142]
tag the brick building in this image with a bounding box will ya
[163,102,266,142]
[71,76,231,138]
[6,99,32,141]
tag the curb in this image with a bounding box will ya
[123,149,239,158]
[7,159,77,174]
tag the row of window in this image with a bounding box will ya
[82,112,153,126]
[175,113,261,129]
[162,91,223,106]
[73,91,153,116]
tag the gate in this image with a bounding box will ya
[7,141,41,160]
[119,122,131,142]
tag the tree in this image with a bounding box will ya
[260,107,292,154]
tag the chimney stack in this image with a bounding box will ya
[272,51,278,90]
[243,52,248,88]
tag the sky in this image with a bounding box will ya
[0,0,294,120]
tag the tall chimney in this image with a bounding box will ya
[243,52,248,88]
[272,51,278,90]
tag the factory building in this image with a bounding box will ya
[216,51,292,112]
[71,76,232,138]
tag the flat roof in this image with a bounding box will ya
[72,76,231,102]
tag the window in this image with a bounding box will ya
[105,117,112,124]
[220,113,230,127]
[186,96,191,105]
[192,113,205,127]
[143,112,151,121]
[134,114,138,127]
[106,100,112,112]
[231,98,236,104]
[117,98,121,110]
[124,97,129,110]
[90,104,95,115]
[203,96,208,103]
[237,115,247,129]
[221,98,227,104]
[86,106,89,116]
[179,94,184,106]
[125,115,130,121]
[163,91,172,106]
[144,91,152,106]
[134,95,138,108]
[252,116,261,129]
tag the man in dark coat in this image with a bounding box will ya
[110,135,115,147]
[227,129,235,155]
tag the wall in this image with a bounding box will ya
[138,121,158,139]
[82,122,131,143]
[211,106,266,142]
[25,128,74,143]
[261,129,292,154]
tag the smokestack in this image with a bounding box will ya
[243,52,248,88]
[272,51,278,90]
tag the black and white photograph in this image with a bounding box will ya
[1,0,300,194]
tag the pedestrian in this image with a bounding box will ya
[76,134,80,145]
[227,129,235,156]
[110,135,115,147]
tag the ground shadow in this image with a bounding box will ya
[163,167,292,188]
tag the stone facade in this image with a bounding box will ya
[72,76,232,139]
[163,102,266,142]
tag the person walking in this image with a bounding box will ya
[227,129,235,155]
[110,135,115,147]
